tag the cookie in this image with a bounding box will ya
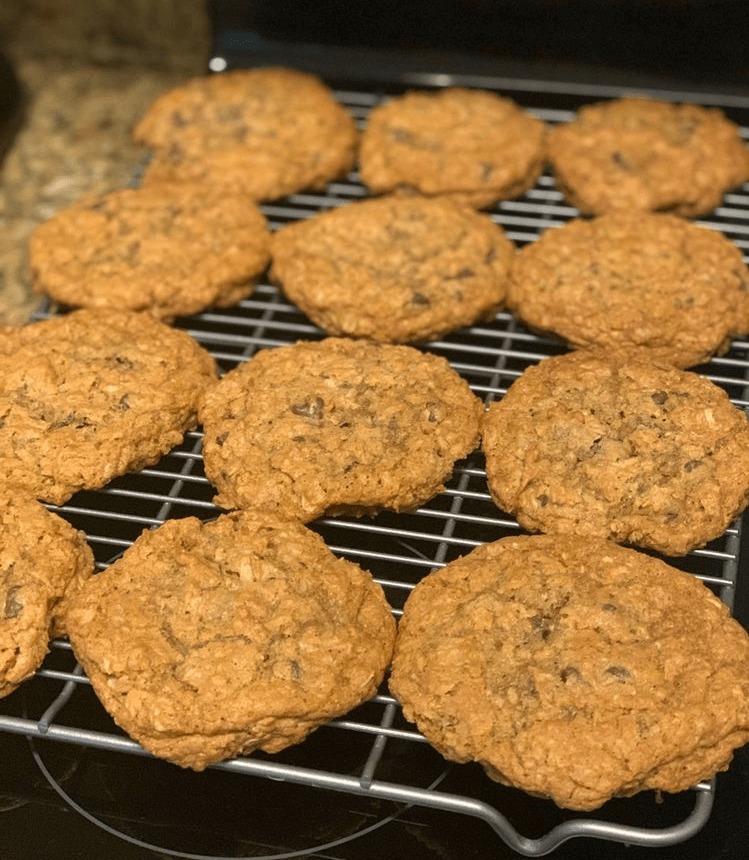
[390,533,749,811]
[269,195,515,342]
[0,493,94,699]
[29,184,271,319]
[482,349,749,555]
[547,96,749,216]
[507,211,749,368]
[359,87,545,209]
[66,510,396,770]
[0,309,218,504]
[199,337,483,522]
[133,67,358,201]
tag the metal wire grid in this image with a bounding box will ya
[1,77,749,856]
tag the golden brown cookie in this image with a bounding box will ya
[547,96,749,216]
[0,493,94,699]
[0,309,218,504]
[390,533,749,811]
[359,87,546,209]
[199,337,483,522]
[269,195,515,342]
[66,511,396,770]
[29,184,271,319]
[507,211,749,368]
[133,67,358,201]
[482,349,749,555]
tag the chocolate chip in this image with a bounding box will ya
[110,355,134,371]
[290,396,325,421]
[579,437,602,460]
[124,241,140,264]
[50,413,76,429]
[445,267,475,280]
[560,665,581,683]
[425,401,442,423]
[4,585,22,619]
[530,614,553,640]
[651,390,668,406]
[684,459,703,472]
[51,412,93,430]
[605,665,631,680]
[390,127,414,143]
[410,291,431,307]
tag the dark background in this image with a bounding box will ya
[210,0,749,90]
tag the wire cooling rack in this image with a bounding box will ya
[1,72,749,857]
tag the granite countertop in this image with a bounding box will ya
[0,0,212,325]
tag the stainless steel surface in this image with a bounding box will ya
[1,73,748,857]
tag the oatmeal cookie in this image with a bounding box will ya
[482,349,749,555]
[547,96,749,216]
[133,67,357,201]
[390,533,749,811]
[66,511,396,770]
[270,195,515,342]
[29,184,271,319]
[199,338,483,522]
[507,211,749,368]
[0,309,218,504]
[0,493,93,699]
[359,87,545,209]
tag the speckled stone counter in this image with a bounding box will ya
[0,0,211,324]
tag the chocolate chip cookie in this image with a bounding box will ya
[199,337,483,522]
[390,533,749,810]
[270,195,515,342]
[29,184,271,319]
[66,510,396,770]
[547,96,749,216]
[0,309,218,504]
[359,87,546,209]
[507,210,749,368]
[0,493,94,699]
[482,349,749,555]
[134,67,358,201]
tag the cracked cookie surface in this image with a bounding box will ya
[547,96,749,216]
[359,87,545,209]
[199,338,483,522]
[270,195,515,342]
[482,349,749,555]
[508,211,749,368]
[134,67,358,201]
[390,533,749,810]
[0,309,218,504]
[0,493,93,698]
[66,510,396,770]
[29,184,271,319]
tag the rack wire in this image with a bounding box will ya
[1,72,749,857]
